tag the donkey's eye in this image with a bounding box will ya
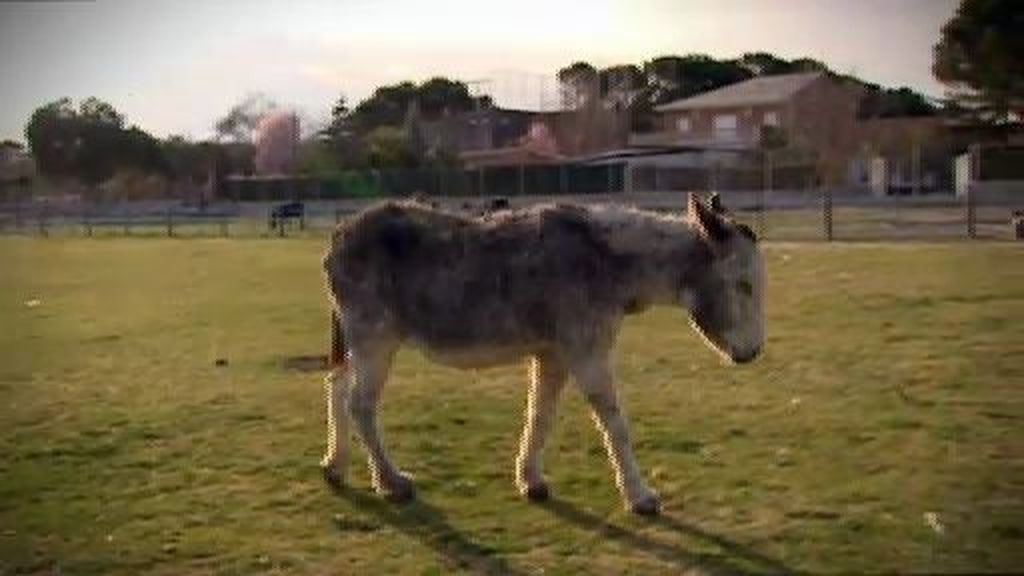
[736,280,754,296]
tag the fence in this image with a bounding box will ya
[1,146,1022,241]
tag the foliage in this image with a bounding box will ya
[214,93,278,143]
[933,0,1024,122]
[858,86,937,118]
[760,125,789,150]
[160,136,211,184]
[349,78,486,132]
[97,168,169,201]
[365,126,418,168]
[640,55,754,105]
[295,138,342,176]
[24,97,166,186]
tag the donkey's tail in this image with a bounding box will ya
[329,309,347,368]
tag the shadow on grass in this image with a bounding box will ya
[332,485,526,576]
[540,498,800,576]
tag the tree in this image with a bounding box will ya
[24,97,167,186]
[416,77,477,117]
[641,54,752,104]
[364,126,418,168]
[214,93,278,142]
[933,0,1024,122]
[348,78,485,133]
[24,98,79,178]
[739,52,796,76]
[161,135,211,184]
[858,85,937,118]
[558,61,599,108]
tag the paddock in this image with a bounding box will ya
[1,236,1022,574]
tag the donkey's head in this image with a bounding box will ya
[681,193,765,364]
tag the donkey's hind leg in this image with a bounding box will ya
[516,352,567,501]
[348,342,413,502]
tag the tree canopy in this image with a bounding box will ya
[348,77,488,132]
[933,0,1024,121]
[24,97,166,184]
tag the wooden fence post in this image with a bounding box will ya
[166,208,174,237]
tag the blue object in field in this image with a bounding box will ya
[269,201,304,229]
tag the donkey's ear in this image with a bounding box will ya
[688,193,730,244]
[708,192,724,214]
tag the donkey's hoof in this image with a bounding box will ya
[630,495,661,516]
[321,465,344,489]
[378,473,416,503]
[523,482,550,502]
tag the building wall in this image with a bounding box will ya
[659,105,787,145]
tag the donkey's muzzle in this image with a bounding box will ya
[732,346,761,364]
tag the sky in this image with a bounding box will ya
[0,0,960,142]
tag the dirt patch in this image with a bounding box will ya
[282,354,328,372]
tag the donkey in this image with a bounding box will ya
[320,193,764,515]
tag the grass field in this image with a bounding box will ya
[1,236,1023,575]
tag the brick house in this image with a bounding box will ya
[631,72,864,184]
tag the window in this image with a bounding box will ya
[763,111,780,127]
[713,114,738,139]
[676,116,691,132]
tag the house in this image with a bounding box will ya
[632,72,863,158]
[850,116,955,194]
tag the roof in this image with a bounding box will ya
[459,145,564,168]
[655,72,823,112]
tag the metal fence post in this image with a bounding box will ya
[759,150,772,239]
[823,186,833,241]
[13,189,22,231]
[38,204,48,238]
[967,143,979,239]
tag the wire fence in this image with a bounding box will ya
[1,189,1022,242]
[1,146,1022,242]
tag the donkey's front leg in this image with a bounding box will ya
[516,353,567,501]
[348,343,414,502]
[571,355,660,515]
[320,365,350,487]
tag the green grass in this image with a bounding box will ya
[1,237,1023,574]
